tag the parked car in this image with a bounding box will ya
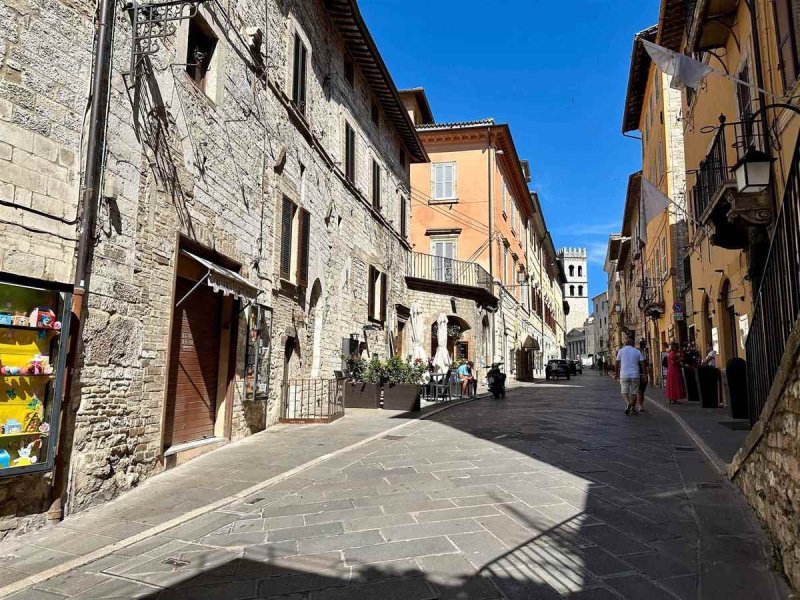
[572,359,583,374]
[546,359,570,380]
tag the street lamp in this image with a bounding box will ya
[732,147,774,194]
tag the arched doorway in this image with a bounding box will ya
[518,335,539,381]
[702,294,713,352]
[308,280,324,377]
[431,315,473,363]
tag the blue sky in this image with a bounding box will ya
[361,0,659,302]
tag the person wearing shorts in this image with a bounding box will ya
[615,336,645,415]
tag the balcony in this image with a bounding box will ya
[406,252,498,308]
[690,116,772,249]
[639,277,665,318]
[686,0,739,52]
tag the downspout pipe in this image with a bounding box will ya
[50,0,116,520]
[486,127,496,362]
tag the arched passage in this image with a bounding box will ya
[431,315,473,363]
[308,279,324,377]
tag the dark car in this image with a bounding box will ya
[546,359,570,380]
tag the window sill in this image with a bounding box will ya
[429,198,458,205]
[367,318,385,328]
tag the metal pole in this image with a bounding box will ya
[50,0,116,522]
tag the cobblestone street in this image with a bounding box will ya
[1,373,790,599]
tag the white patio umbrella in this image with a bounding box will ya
[433,312,451,373]
[410,302,426,362]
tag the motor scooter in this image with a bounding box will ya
[486,362,506,399]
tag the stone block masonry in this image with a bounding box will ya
[732,319,800,591]
[0,0,417,539]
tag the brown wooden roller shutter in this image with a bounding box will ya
[165,277,221,446]
[297,208,310,288]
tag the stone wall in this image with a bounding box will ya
[0,0,413,537]
[731,321,800,592]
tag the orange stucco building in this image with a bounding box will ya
[399,89,566,377]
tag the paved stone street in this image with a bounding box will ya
[2,373,791,599]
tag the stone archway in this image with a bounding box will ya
[431,315,473,363]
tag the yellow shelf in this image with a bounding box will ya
[0,431,45,438]
[0,375,54,380]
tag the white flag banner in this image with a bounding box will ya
[638,177,671,244]
[642,39,714,91]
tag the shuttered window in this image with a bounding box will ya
[280,196,294,281]
[774,0,800,89]
[400,197,407,238]
[367,266,386,323]
[291,33,307,114]
[371,159,381,210]
[297,208,310,288]
[345,123,356,183]
[431,162,455,200]
[280,197,310,288]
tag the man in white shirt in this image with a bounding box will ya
[615,336,645,415]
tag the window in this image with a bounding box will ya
[400,197,407,239]
[577,265,582,277]
[569,265,574,277]
[578,285,583,296]
[280,196,310,287]
[432,237,456,282]
[503,245,509,284]
[367,266,387,324]
[510,203,516,232]
[292,32,308,114]
[656,142,664,183]
[344,53,355,87]
[569,285,575,296]
[501,183,507,214]
[344,122,356,183]
[661,237,667,275]
[371,100,379,126]
[371,159,381,210]
[774,0,800,89]
[431,162,456,201]
[186,16,217,93]
[737,63,755,147]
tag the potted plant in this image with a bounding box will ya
[342,354,381,409]
[382,356,424,412]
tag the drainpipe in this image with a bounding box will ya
[487,128,496,362]
[49,0,116,521]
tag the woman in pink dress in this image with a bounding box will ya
[665,342,686,404]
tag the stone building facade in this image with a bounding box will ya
[558,247,588,333]
[0,0,424,537]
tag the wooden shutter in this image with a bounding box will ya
[372,160,380,210]
[400,197,407,238]
[379,272,387,324]
[367,266,376,321]
[774,0,800,89]
[345,124,355,182]
[297,208,310,288]
[280,196,293,281]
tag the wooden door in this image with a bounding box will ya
[165,278,222,446]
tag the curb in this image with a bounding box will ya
[0,395,486,597]
[645,393,728,475]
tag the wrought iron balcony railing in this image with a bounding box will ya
[408,252,493,294]
[691,117,768,223]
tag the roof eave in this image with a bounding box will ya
[325,0,428,163]
[622,26,658,134]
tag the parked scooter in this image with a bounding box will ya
[486,363,506,399]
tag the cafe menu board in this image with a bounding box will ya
[0,276,71,477]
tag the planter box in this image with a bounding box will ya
[382,383,421,412]
[344,382,380,409]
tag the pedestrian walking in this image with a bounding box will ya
[637,339,650,412]
[615,336,645,415]
[665,342,686,404]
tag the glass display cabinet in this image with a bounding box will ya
[0,274,71,478]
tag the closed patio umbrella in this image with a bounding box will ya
[410,302,426,362]
[433,312,451,373]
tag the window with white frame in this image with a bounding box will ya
[502,182,508,215]
[431,235,457,282]
[431,162,456,201]
[510,202,516,232]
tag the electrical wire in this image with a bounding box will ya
[409,192,490,235]
[0,219,78,242]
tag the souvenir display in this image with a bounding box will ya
[0,278,70,476]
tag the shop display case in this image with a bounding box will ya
[0,275,71,478]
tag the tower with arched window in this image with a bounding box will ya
[558,247,589,332]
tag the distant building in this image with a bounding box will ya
[592,291,610,361]
[558,247,589,332]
